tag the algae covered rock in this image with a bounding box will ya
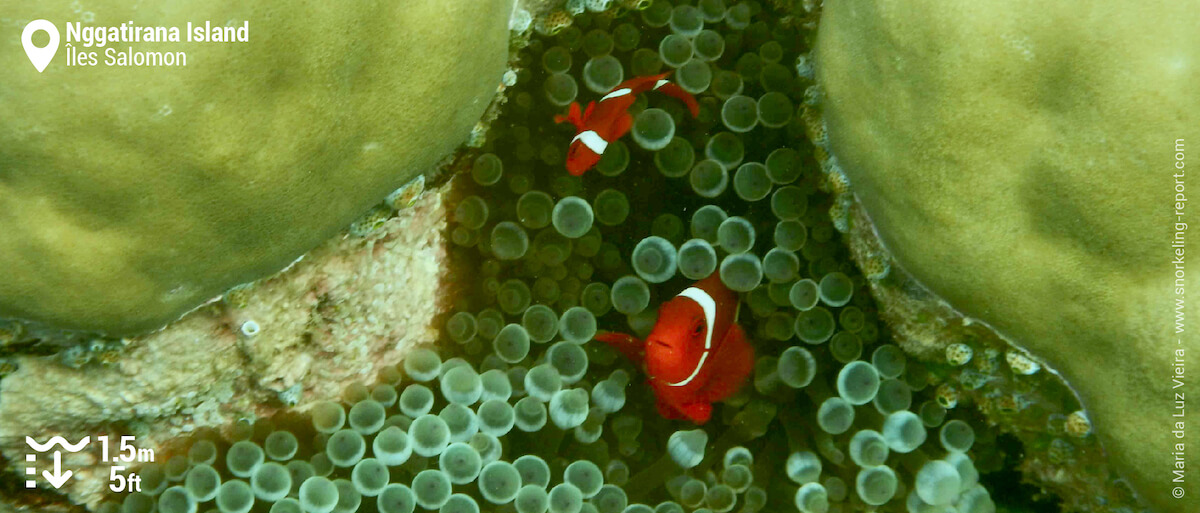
[0,0,513,335]
[816,1,1198,510]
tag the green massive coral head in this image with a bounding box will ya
[0,0,514,335]
[816,0,1199,510]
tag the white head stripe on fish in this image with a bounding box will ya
[653,79,669,89]
[667,286,716,387]
[601,88,633,101]
[572,130,608,155]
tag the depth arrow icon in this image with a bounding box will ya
[42,451,72,489]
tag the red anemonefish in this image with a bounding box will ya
[595,273,755,424]
[554,71,701,176]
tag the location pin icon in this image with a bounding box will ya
[22,20,59,73]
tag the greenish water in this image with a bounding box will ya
[12,2,1093,513]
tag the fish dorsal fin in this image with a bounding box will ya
[667,287,717,387]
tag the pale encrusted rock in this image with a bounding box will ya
[0,182,449,508]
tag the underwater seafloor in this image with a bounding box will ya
[0,1,1174,513]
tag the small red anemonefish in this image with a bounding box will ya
[595,273,755,424]
[554,71,701,176]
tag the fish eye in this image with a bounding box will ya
[692,321,705,336]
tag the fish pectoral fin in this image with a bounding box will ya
[595,331,646,364]
[676,401,713,425]
[697,324,755,404]
[655,398,686,420]
[655,395,708,423]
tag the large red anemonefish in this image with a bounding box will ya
[595,273,755,424]
[554,71,701,176]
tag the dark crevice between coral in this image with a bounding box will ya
[984,433,1062,513]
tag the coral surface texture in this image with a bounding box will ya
[0,0,513,335]
[816,1,1199,510]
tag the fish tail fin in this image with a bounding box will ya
[552,102,575,124]
[554,102,586,130]
[595,331,645,364]
[654,81,701,118]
